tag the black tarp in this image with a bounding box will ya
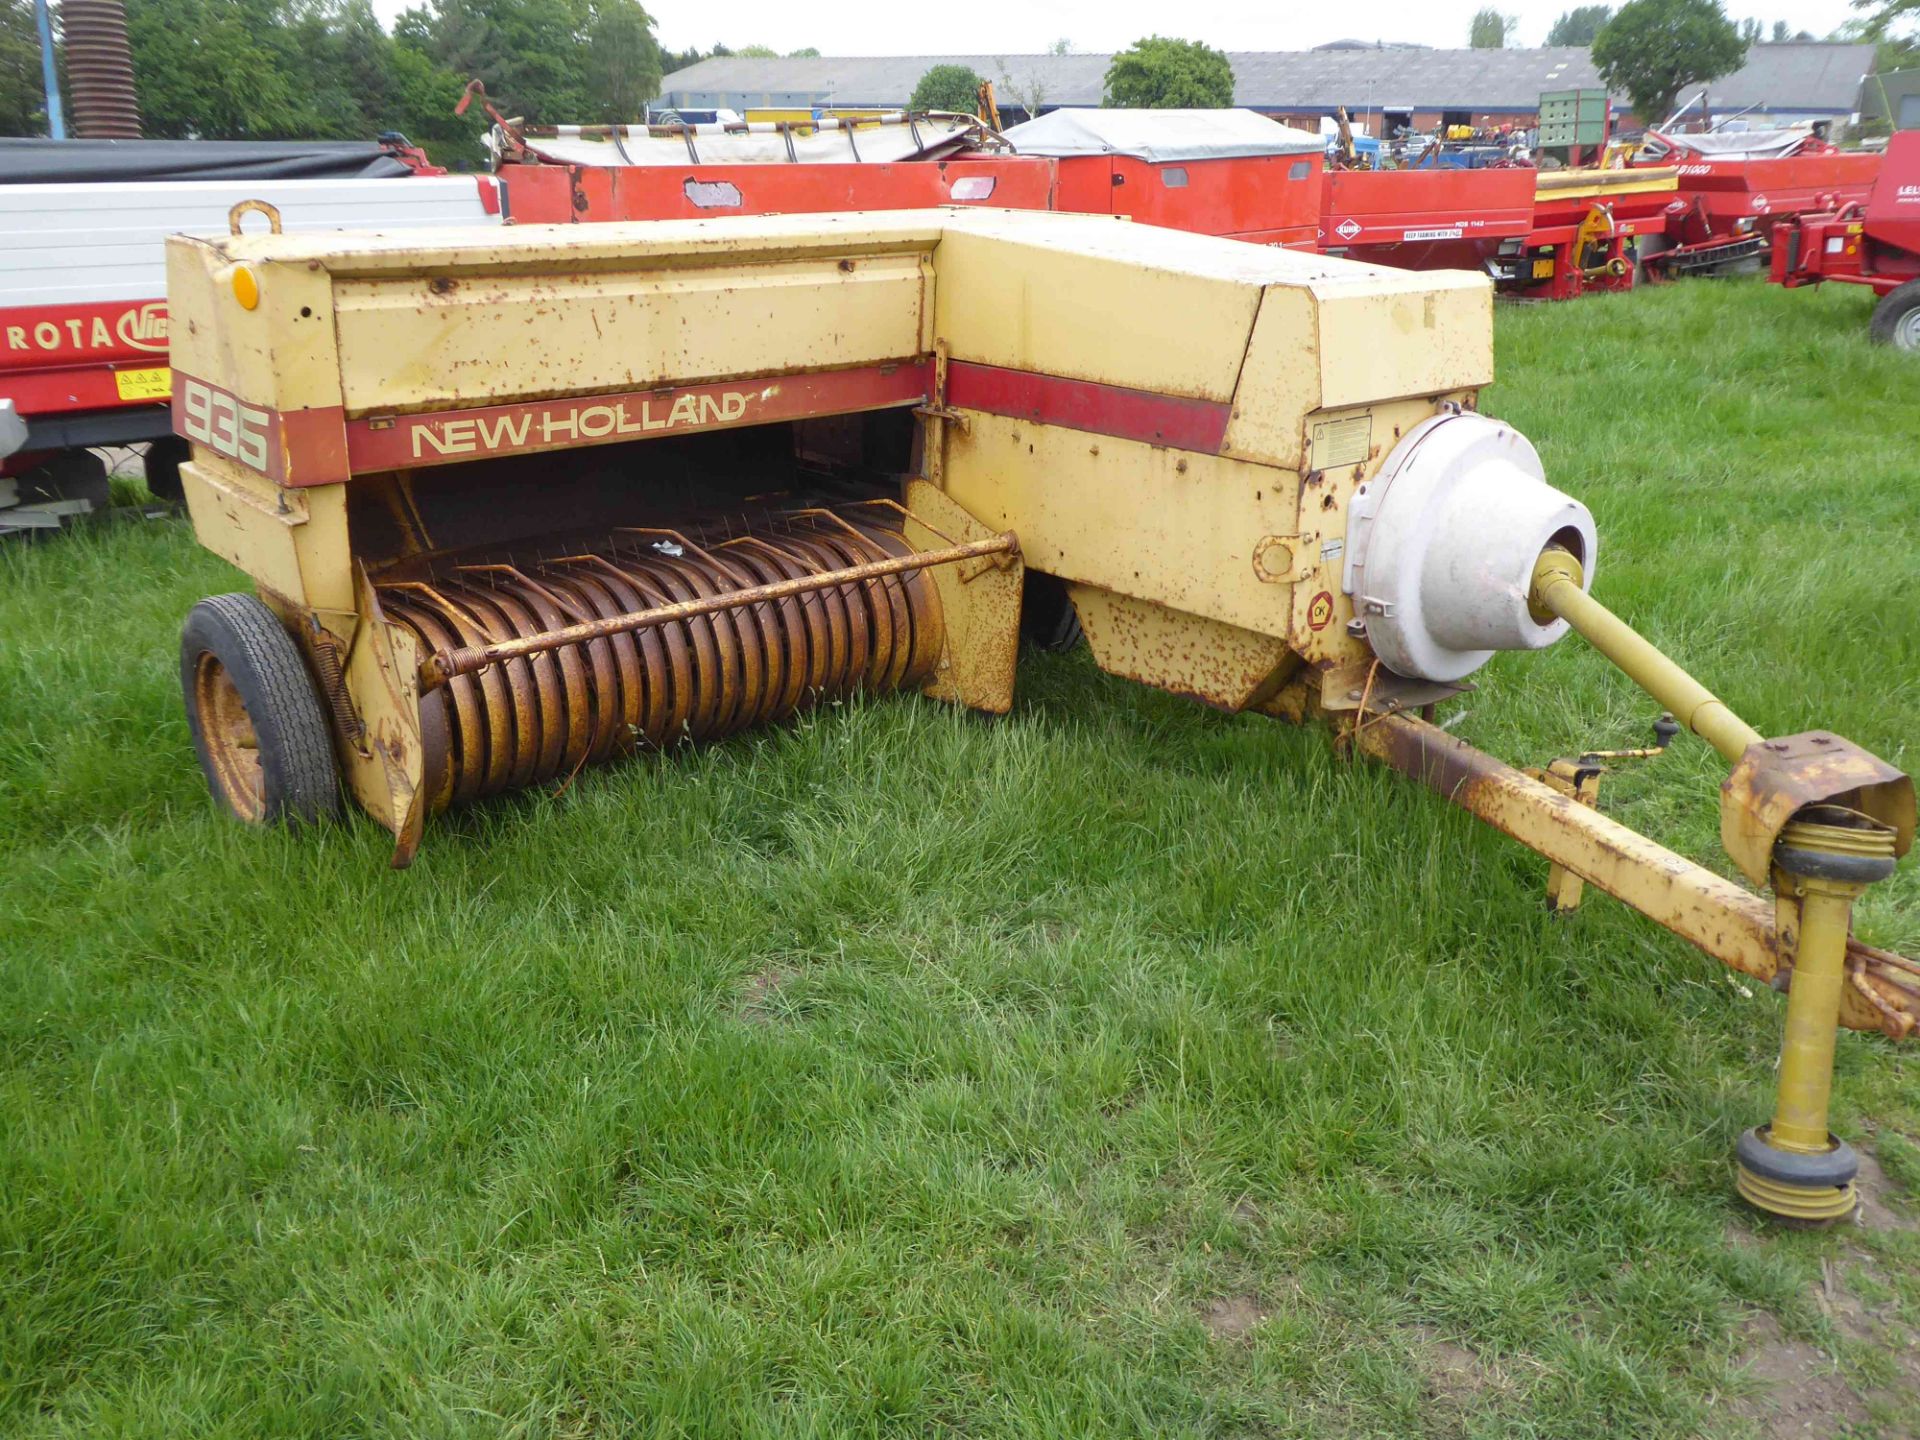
[0,139,415,183]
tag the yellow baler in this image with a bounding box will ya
[165,207,1914,1221]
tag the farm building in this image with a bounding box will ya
[652,42,1877,132]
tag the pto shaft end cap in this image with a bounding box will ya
[1343,411,1597,683]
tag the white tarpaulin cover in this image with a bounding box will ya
[508,114,986,168]
[1642,128,1816,161]
[1001,109,1324,163]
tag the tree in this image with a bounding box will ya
[994,58,1048,115]
[585,0,660,122]
[910,62,982,114]
[1546,4,1612,42]
[1739,16,1762,41]
[402,0,595,123]
[1592,0,1747,124]
[733,42,775,56]
[1102,36,1233,108]
[126,0,318,137]
[1770,17,1788,37]
[787,46,818,56]
[1849,0,1918,46]
[1047,37,1071,54]
[1469,8,1514,46]
[1,0,48,135]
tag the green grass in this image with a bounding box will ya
[3,277,1918,1437]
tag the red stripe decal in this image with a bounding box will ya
[341,361,933,478]
[946,360,1231,454]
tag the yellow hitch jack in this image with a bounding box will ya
[1530,548,1911,1221]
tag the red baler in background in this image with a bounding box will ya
[1769,129,1920,349]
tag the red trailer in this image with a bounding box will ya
[499,156,1055,226]
[479,99,1059,225]
[999,109,1325,248]
[1317,166,1537,273]
[1633,129,1880,277]
[1769,130,1920,349]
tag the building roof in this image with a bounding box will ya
[655,43,1875,117]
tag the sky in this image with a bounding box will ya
[360,0,1866,52]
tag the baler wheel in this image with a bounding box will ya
[1021,573,1085,653]
[143,436,188,506]
[180,594,341,826]
[1869,280,1920,352]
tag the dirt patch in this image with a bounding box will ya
[1410,1325,1502,1411]
[735,967,792,1024]
[1853,1149,1919,1233]
[1202,1294,1270,1340]
[1725,1312,1870,1439]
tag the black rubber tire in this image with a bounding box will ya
[143,435,189,506]
[1868,279,1920,352]
[1020,572,1085,653]
[180,593,341,826]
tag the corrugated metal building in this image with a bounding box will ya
[653,43,1875,131]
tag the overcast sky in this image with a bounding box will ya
[363,0,1859,52]
[628,0,1858,58]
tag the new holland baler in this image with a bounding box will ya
[165,207,1914,1222]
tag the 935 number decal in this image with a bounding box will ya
[180,377,271,473]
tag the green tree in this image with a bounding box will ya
[404,0,593,124]
[1047,37,1071,54]
[1770,17,1788,37]
[1102,36,1233,108]
[733,42,775,56]
[1,0,47,134]
[126,0,315,137]
[1849,0,1917,45]
[1593,0,1747,123]
[584,0,660,122]
[1470,8,1514,46]
[910,62,982,113]
[1546,5,1612,43]
[787,45,818,56]
[1739,15,1762,42]
[384,38,480,152]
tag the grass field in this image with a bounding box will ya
[3,276,1918,1438]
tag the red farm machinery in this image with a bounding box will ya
[1770,129,1920,349]
[1633,127,1882,280]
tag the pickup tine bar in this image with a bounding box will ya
[417,531,1019,692]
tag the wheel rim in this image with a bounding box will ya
[1897,305,1920,352]
[193,651,265,821]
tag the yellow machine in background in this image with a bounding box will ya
[165,207,1913,1223]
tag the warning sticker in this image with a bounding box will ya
[114,366,172,401]
[1320,537,1345,562]
[1311,414,1372,470]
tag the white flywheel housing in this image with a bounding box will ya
[1341,410,1597,683]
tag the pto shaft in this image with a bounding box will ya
[1529,548,1761,763]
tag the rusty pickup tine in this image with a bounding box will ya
[842,496,964,549]
[417,533,1017,692]
[459,563,593,624]
[382,581,493,637]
